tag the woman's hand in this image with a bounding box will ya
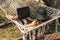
[13,15,18,19]
[7,15,18,20]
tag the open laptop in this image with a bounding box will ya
[17,7,30,19]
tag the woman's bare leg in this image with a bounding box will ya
[24,19,39,27]
[22,19,28,25]
[26,17,35,21]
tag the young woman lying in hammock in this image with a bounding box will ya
[9,7,50,28]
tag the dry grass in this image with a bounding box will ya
[0,24,21,40]
[0,12,21,40]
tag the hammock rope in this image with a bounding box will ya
[0,0,60,40]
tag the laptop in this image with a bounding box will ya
[17,7,30,19]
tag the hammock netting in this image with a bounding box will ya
[0,0,60,40]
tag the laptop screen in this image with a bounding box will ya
[17,7,30,19]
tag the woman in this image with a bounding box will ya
[8,6,50,28]
[7,0,50,28]
[8,7,39,28]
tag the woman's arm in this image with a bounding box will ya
[7,15,18,20]
[13,15,18,19]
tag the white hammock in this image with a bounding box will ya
[0,0,60,40]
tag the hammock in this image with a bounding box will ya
[0,0,60,40]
